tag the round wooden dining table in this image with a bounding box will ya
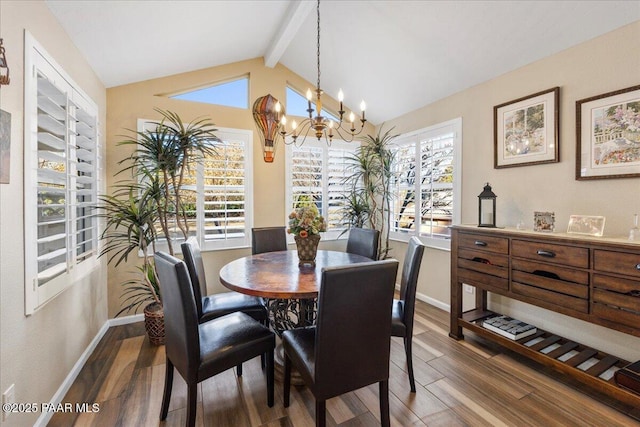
[220,249,373,383]
[219,249,372,299]
[219,249,372,333]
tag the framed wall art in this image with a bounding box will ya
[494,87,559,168]
[576,84,640,180]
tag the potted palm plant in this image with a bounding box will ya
[342,126,398,260]
[99,108,219,344]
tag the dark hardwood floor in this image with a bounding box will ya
[49,301,640,426]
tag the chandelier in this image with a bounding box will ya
[276,0,367,145]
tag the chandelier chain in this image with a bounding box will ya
[316,0,321,92]
[264,0,367,148]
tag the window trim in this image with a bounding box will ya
[284,138,359,242]
[24,31,100,314]
[389,117,462,250]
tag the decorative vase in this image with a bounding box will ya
[144,302,165,345]
[294,234,321,267]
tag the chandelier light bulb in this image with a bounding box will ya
[349,111,355,123]
[360,101,366,112]
[338,89,344,102]
[275,102,281,113]
[306,89,313,101]
[328,120,334,128]
[281,116,287,126]
[292,120,298,130]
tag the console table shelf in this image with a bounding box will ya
[450,225,640,410]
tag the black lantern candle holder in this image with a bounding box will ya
[478,183,497,228]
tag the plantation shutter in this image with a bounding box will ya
[419,134,455,238]
[35,73,69,285]
[290,145,323,210]
[202,132,249,244]
[25,33,100,313]
[390,122,458,240]
[326,146,351,231]
[390,143,417,234]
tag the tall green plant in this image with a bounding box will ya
[98,109,220,314]
[342,126,398,259]
[116,108,220,254]
[98,186,160,314]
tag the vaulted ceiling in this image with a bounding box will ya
[45,0,640,124]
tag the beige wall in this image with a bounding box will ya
[0,1,108,426]
[106,58,374,316]
[384,21,640,361]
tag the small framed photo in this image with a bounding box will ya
[494,87,559,168]
[567,215,606,237]
[534,211,555,232]
[576,84,640,180]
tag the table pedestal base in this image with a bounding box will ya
[265,297,315,385]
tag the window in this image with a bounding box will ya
[170,76,249,109]
[24,33,100,314]
[286,86,339,122]
[285,140,358,240]
[138,122,253,251]
[389,118,462,249]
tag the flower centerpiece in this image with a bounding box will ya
[288,204,326,266]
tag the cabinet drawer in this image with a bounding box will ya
[459,268,508,291]
[593,302,640,329]
[512,282,588,313]
[593,288,640,313]
[592,274,640,329]
[511,239,588,269]
[593,250,640,279]
[458,232,508,254]
[459,248,509,268]
[593,274,640,294]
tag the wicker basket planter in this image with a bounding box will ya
[144,302,165,345]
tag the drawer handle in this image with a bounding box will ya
[636,263,640,271]
[474,240,487,247]
[532,270,560,280]
[536,250,556,258]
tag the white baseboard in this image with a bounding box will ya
[416,291,450,312]
[109,313,144,326]
[34,313,144,426]
[394,283,450,313]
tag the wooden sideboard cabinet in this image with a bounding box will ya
[449,225,640,408]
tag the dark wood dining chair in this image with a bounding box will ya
[181,237,267,324]
[346,227,380,260]
[282,259,399,427]
[252,226,288,254]
[391,236,425,392]
[154,251,275,427]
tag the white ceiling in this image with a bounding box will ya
[45,0,640,124]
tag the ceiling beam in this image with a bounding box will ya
[264,0,315,68]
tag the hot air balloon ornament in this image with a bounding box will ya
[252,94,283,163]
